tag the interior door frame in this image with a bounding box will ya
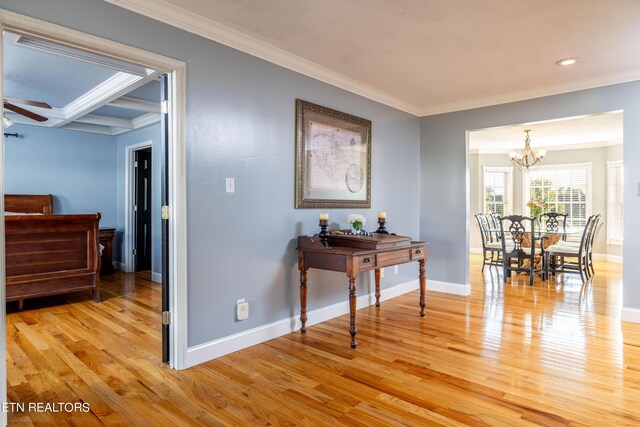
[124,140,153,275]
[0,7,189,392]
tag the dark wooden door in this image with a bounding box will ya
[134,148,152,272]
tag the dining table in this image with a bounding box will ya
[487,227,584,280]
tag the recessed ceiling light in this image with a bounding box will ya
[556,57,577,66]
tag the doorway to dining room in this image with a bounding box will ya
[467,111,624,285]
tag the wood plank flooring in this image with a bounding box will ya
[6,257,640,425]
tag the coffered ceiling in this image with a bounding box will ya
[106,0,640,116]
[3,31,161,135]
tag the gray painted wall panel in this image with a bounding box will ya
[0,0,421,347]
[420,82,639,309]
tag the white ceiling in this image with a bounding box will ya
[3,31,161,135]
[107,0,640,116]
[469,111,623,154]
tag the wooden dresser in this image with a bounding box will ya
[297,233,428,348]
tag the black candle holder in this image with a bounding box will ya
[319,219,329,247]
[375,219,389,234]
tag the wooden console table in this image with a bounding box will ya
[297,233,428,348]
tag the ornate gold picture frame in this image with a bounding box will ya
[295,99,372,208]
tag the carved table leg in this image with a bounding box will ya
[349,275,358,348]
[374,268,381,307]
[419,259,426,317]
[299,267,308,333]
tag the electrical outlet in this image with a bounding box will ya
[236,299,249,320]
[226,177,235,193]
[394,265,399,275]
[380,268,385,278]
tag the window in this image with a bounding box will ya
[483,166,513,215]
[607,160,623,245]
[524,163,592,228]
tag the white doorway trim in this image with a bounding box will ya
[123,140,153,275]
[0,8,189,404]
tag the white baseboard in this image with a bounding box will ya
[592,253,623,264]
[184,277,475,368]
[185,279,420,368]
[428,280,471,296]
[621,307,640,323]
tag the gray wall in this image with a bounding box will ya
[420,82,639,310]
[0,0,421,347]
[4,124,117,227]
[115,124,162,276]
[469,145,623,257]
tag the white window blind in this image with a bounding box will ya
[483,166,513,215]
[607,160,623,245]
[524,162,592,228]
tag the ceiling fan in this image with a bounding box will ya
[3,97,52,124]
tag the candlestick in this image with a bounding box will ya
[318,219,329,247]
[378,212,387,220]
[375,217,389,234]
[319,213,329,221]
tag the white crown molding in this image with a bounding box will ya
[108,0,640,117]
[104,0,421,116]
[56,72,156,127]
[74,113,134,129]
[108,96,160,113]
[417,69,640,116]
[111,113,160,135]
[58,122,115,135]
[131,112,160,129]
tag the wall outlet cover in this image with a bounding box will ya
[380,268,385,278]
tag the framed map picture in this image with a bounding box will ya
[295,99,372,208]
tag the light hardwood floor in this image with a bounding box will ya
[6,257,640,425]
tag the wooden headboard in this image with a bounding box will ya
[4,194,53,214]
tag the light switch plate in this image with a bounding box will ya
[226,177,235,193]
[236,301,249,320]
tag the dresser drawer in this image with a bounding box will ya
[356,255,376,270]
[411,247,426,260]
[377,250,411,267]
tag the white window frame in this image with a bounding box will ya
[607,160,623,245]
[522,162,592,229]
[482,166,513,215]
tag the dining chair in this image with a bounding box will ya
[475,213,503,271]
[586,214,601,276]
[540,212,569,241]
[498,215,540,286]
[544,215,597,282]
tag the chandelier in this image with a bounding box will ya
[509,130,545,168]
